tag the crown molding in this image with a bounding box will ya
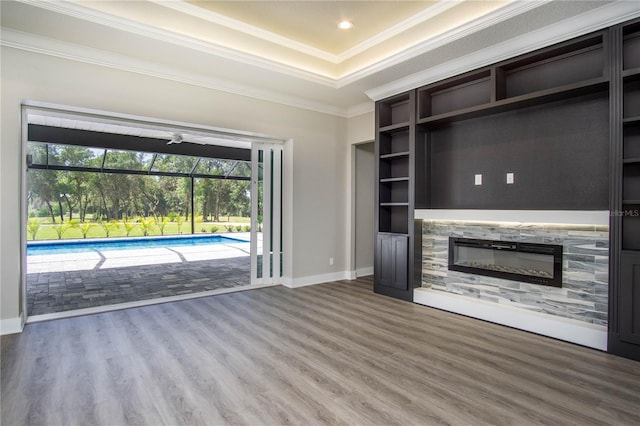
[16,0,550,87]
[339,0,550,86]
[156,0,463,64]
[152,0,337,63]
[365,1,640,101]
[18,0,338,87]
[335,0,464,62]
[1,28,351,118]
[346,102,375,119]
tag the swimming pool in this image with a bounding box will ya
[27,235,249,255]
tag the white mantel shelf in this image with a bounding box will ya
[415,210,609,226]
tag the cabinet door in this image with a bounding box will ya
[375,234,408,291]
[391,236,408,289]
[376,235,395,288]
[620,252,640,345]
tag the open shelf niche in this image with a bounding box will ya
[374,91,419,301]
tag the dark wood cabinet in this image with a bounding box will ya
[375,234,408,292]
[609,19,640,361]
[373,18,640,361]
[374,91,417,301]
[620,251,640,346]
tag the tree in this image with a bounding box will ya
[99,220,120,237]
[52,221,76,239]
[27,218,41,240]
[78,222,95,239]
[137,216,156,236]
[27,169,60,223]
[57,146,98,221]
[157,217,170,236]
[122,218,138,236]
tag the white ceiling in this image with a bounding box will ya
[2,1,640,117]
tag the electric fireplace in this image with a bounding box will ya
[448,237,563,287]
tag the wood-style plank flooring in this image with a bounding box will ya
[2,277,640,425]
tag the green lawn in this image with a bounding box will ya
[27,217,251,241]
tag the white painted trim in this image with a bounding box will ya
[346,101,375,119]
[414,288,607,351]
[366,1,640,100]
[18,0,337,85]
[415,210,610,226]
[153,0,336,63]
[8,1,639,116]
[160,0,463,64]
[0,317,24,335]
[341,0,548,87]
[336,0,465,62]
[21,99,284,143]
[282,271,352,289]
[2,29,349,118]
[356,267,374,277]
[26,283,279,324]
[17,0,537,77]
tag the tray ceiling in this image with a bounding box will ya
[3,1,638,117]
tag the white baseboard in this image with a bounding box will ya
[414,288,607,351]
[356,267,373,277]
[282,271,352,288]
[0,316,24,335]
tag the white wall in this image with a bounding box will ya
[347,111,374,144]
[0,46,352,326]
[355,142,375,275]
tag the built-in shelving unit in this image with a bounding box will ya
[413,30,610,211]
[621,22,640,257]
[373,17,640,361]
[607,17,640,362]
[375,92,417,301]
[416,33,606,129]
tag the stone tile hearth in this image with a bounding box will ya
[421,220,609,326]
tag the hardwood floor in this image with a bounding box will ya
[2,277,640,425]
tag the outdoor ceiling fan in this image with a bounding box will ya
[167,133,183,145]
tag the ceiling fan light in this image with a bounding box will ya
[168,133,183,144]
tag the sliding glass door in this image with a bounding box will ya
[250,143,283,285]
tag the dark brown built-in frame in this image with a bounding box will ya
[374,17,640,362]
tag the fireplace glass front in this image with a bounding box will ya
[448,237,563,287]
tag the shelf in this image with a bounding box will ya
[378,122,410,133]
[501,41,604,99]
[418,71,491,118]
[380,151,409,159]
[623,158,640,164]
[380,202,409,207]
[380,177,409,183]
[623,67,640,79]
[624,116,640,126]
[378,94,411,128]
[379,129,410,156]
[377,231,409,236]
[417,77,608,127]
[623,200,640,204]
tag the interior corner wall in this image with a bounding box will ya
[347,111,374,145]
[0,46,350,323]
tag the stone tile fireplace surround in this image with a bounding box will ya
[415,210,609,350]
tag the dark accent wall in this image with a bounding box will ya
[428,92,609,209]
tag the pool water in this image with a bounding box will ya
[27,235,249,255]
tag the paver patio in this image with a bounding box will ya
[26,237,251,316]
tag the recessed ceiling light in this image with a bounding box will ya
[338,20,353,30]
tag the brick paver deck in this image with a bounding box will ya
[26,237,251,316]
